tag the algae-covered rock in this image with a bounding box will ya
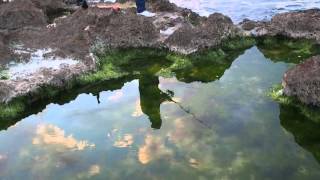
[283,55,320,106]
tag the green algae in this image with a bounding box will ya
[0,100,25,120]
[257,36,320,63]
[79,63,127,84]
[0,67,9,80]
[268,85,320,123]
[221,37,256,51]
[280,104,320,163]
[157,37,256,80]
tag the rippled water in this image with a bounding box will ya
[100,0,320,22]
[1,41,320,179]
[170,0,320,23]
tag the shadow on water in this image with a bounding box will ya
[280,104,320,163]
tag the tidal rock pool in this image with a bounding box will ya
[1,40,320,179]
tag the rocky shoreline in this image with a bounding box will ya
[0,0,320,108]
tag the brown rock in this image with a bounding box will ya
[31,0,67,15]
[240,18,257,31]
[248,9,320,41]
[283,55,320,106]
[165,13,237,54]
[0,32,11,65]
[0,0,47,30]
[147,0,178,12]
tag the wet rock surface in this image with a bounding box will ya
[283,55,320,106]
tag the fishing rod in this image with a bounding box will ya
[163,90,212,129]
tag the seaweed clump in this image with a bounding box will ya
[269,85,320,123]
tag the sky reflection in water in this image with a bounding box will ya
[1,47,320,179]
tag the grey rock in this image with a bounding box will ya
[165,13,238,54]
[283,55,320,106]
[0,0,47,30]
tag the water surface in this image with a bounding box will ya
[1,45,320,179]
[169,0,320,23]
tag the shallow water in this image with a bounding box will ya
[170,0,320,23]
[1,45,320,179]
[8,48,79,80]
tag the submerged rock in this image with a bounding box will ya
[283,55,320,106]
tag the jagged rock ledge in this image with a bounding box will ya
[240,9,320,43]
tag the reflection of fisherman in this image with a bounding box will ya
[138,75,171,129]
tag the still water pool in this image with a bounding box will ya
[1,46,320,179]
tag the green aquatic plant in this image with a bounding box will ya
[166,54,193,70]
[280,104,320,163]
[157,37,255,79]
[79,48,169,84]
[257,36,320,63]
[222,36,256,51]
[269,85,320,123]
[79,63,127,84]
[0,67,9,80]
[268,84,293,105]
[0,100,25,120]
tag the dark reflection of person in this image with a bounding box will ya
[138,75,171,129]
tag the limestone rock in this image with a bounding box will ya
[243,9,320,42]
[283,55,320,106]
[165,13,238,54]
[31,0,67,15]
[0,0,47,30]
